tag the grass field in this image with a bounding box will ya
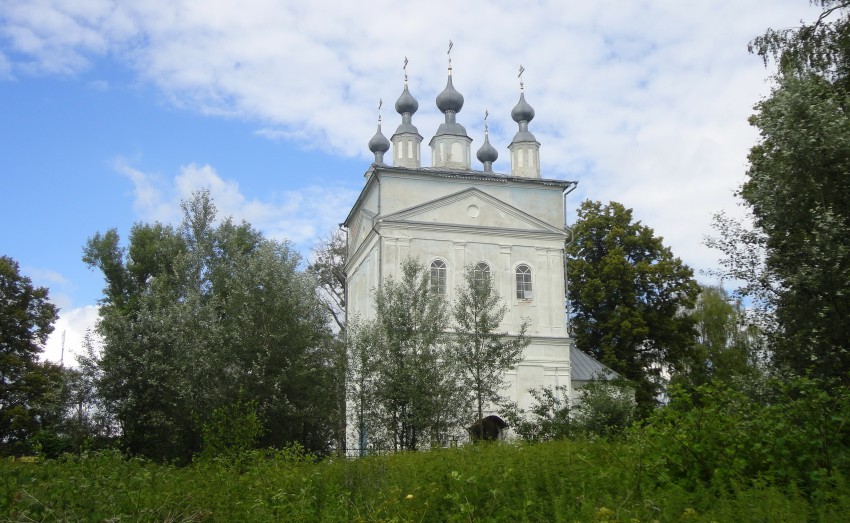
[2,438,847,522]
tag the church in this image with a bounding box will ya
[342,56,611,444]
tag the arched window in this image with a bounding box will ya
[430,260,447,294]
[516,264,533,299]
[473,262,491,286]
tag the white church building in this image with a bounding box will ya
[342,59,611,443]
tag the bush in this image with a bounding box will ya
[198,397,264,463]
[509,379,636,443]
[506,386,573,442]
[637,377,850,496]
[574,379,636,438]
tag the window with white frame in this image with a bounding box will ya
[473,262,491,286]
[516,264,533,299]
[430,259,447,294]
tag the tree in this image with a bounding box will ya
[505,386,573,442]
[84,191,336,460]
[572,378,635,438]
[346,318,383,453]
[0,256,64,454]
[566,201,700,417]
[678,286,763,389]
[353,258,457,451]
[508,380,635,442]
[306,230,348,452]
[716,1,850,382]
[307,230,347,333]
[450,264,529,437]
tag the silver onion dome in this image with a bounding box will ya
[436,73,464,114]
[368,124,390,154]
[395,84,419,115]
[511,92,535,123]
[477,133,498,164]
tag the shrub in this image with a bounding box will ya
[574,378,636,438]
[198,396,264,462]
[637,377,850,496]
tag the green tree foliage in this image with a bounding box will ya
[351,259,457,451]
[640,378,850,496]
[718,1,850,382]
[509,380,635,442]
[346,318,382,453]
[450,265,529,436]
[0,256,66,455]
[306,230,348,452]
[307,230,347,333]
[566,201,700,417]
[84,192,336,460]
[678,286,763,389]
[506,386,573,442]
[199,395,264,462]
[573,379,636,438]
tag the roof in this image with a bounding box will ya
[570,346,618,381]
[387,165,576,188]
[342,163,577,227]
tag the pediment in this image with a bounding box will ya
[381,188,563,234]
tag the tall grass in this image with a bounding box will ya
[2,439,847,522]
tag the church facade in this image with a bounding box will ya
[343,60,609,443]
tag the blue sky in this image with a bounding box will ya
[0,0,822,362]
[2,69,362,306]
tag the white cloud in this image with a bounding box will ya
[24,266,69,287]
[120,160,359,248]
[42,305,100,366]
[0,0,825,280]
[0,50,11,79]
[114,157,179,223]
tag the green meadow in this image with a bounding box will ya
[3,438,847,522]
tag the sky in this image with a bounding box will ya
[0,0,822,364]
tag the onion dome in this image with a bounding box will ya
[510,91,538,143]
[477,131,498,165]
[436,71,464,114]
[395,84,419,116]
[369,123,390,164]
[511,92,535,123]
[394,84,420,135]
[369,124,390,153]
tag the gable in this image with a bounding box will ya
[349,208,376,253]
[381,187,565,235]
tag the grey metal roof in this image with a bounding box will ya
[434,120,468,137]
[476,132,498,163]
[395,84,419,115]
[511,92,535,123]
[436,73,464,113]
[385,165,576,187]
[570,346,618,381]
[368,123,390,153]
